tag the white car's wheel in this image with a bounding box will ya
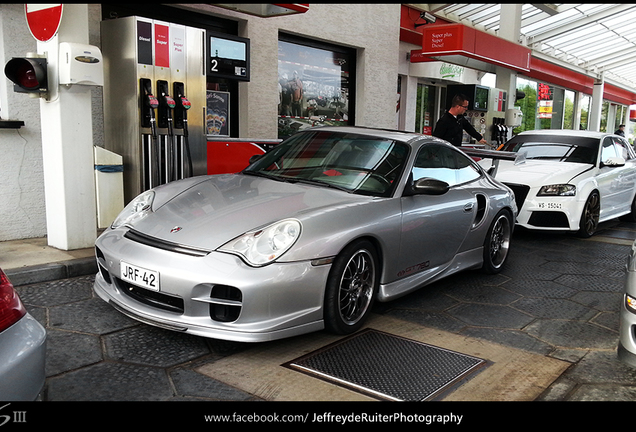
[578,191,600,238]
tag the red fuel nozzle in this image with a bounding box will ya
[147,94,159,109]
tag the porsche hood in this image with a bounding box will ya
[125,174,371,250]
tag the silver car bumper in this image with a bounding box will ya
[94,228,331,342]
[0,313,47,400]
[619,242,636,367]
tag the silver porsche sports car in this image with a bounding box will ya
[94,126,517,342]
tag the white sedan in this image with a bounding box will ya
[480,130,636,237]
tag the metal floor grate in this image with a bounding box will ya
[285,329,489,401]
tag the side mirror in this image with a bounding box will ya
[248,154,263,164]
[601,157,625,168]
[412,177,450,195]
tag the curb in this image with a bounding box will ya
[6,257,97,286]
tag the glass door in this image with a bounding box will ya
[415,83,436,135]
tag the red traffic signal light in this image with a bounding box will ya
[4,57,48,94]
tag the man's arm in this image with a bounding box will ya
[458,116,488,144]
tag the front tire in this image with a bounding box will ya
[578,191,600,238]
[481,209,512,274]
[324,240,379,335]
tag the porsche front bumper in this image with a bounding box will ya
[93,228,331,342]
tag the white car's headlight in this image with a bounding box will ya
[537,184,576,196]
[219,219,302,266]
[111,190,155,229]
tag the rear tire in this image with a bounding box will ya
[481,209,512,274]
[324,240,379,335]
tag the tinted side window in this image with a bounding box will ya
[601,137,619,162]
[614,137,634,160]
[412,144,481,187]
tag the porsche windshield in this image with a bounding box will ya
[243,130,409,197]
[503,135,599,164]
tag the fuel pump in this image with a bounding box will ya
[491,118,502,149]
[174,81,193,178]
[101,16,206,203]
[140,78,160,188]
[157,80,177,183]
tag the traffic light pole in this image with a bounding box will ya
[37,4,97,250]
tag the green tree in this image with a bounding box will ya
[514,84,537,134]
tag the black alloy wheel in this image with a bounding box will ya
[578,191,600,238]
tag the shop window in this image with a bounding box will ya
[415,83,436,135]
[578,95,591,130]
[277,36,355,139]
[515,78,576,132]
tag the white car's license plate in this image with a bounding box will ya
[120,261,159,291]
[538,202,562,209]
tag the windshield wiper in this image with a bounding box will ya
[242,170,289,182]
[288,177,352,193]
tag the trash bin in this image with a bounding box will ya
[94,146,124,229]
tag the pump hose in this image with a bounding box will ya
[167,119,175,182]
[150,119,160,187]
[183,116,193,178]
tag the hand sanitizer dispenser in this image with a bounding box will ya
[58,42,104,86]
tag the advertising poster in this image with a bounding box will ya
[206,90,230,136]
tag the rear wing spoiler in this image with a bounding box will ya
[460,147,520,178]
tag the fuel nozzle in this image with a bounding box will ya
[147,94,159,111]
[179,96,191,111]
[143,80,159,110]
[163,94,176,110]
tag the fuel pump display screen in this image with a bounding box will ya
[207,32,250,81]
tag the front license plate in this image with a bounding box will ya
[120,261,159,291]
[538,202,562,209]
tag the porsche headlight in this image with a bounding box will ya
[219,219,302,266]
[111,190,155,229]
[537,184,576,196]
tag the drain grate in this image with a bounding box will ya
[285,329,489,401]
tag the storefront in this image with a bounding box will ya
[2,3,635,247]
[95,4,399,185]
[398,4,636,147]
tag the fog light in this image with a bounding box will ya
[626,295,636,314]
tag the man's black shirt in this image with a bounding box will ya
[433,111,484,146]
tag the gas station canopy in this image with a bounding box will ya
[409,3,636,95]
[213,3,309,17]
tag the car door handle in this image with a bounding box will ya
[464,202,474,212]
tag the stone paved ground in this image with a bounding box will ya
[15,222,636,401]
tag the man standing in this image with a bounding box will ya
[615,124,626,137]
[433,94,489,147]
